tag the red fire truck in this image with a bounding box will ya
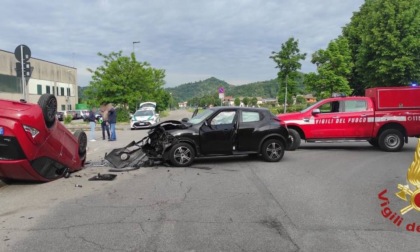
[278,86,420,151]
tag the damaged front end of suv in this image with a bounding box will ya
[104,120,189,170]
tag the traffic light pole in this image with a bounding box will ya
[20,45,27,101]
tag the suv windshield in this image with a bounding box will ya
[189,109,214,124]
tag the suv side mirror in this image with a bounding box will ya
[312,109,320,115]
[181,118,189,123]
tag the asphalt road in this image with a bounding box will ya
[1,109,420,251]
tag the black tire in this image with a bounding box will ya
[261,139,285,162]
[74,130,87,157]
[169,142,195,167]
[287,128,301,151]
[368,138,379,147]
[378,129,404,152]
[38,94,57,128]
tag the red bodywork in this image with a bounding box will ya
[277,87,420,142]
[0,99,85,182]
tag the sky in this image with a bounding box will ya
[1,0,365,88]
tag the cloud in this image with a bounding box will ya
[0,0,364,87]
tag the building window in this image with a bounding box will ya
[60,87,65,96]
[0,74,20,93]
[56,87,59,96]
[67,104,72,110]
[67,87,71,96]
[46,86,51,94]
[37,84,42,95]
[61,105,66,111]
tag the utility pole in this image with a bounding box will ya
[132,41,140,54]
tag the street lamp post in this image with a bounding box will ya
[132,41,140,54]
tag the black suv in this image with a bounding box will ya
[106,107,291,168]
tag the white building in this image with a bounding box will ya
[0,49,77,111]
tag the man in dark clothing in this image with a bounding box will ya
[107,104,117,141]
[99,115,110,140]
[99,104,110,140]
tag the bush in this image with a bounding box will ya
[64,115,73,124]
[116,107,131,122]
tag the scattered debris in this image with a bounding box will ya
[103,121,185,172]
[75,184,82,188]
[88,173,117,181]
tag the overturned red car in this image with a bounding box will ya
[0,94,87,182]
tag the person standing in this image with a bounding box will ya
[99,105,110,140]
[107,104,117,141]
[88,108,97,141]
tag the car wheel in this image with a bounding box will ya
[261,139,285,162]
[287,128,301,151]
[378,129,404,152]
[74,130,87,157]
[169,142,195,167]
[38,94,57,128]
[368,138,379,147]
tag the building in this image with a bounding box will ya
[0,49,77,111]
[303,94,316,103]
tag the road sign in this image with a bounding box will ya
[218,87,225,93]
[14,44,32,101]
[14,45,31,62]
[15,62,32,77]
[219,93,224,99]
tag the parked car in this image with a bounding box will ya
[80,110,90,121]
[0,94,87,182]
[105,106,290,168]
[65,110,77,120]
[130,108,160,129]
[56,111,64,121]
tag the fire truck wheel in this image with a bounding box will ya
[287,129,301,151]
[378,129,404,152]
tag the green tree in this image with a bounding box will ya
[305,37,353,97]
[242,97,250,107]
[296,95,306,104]
[270,37,306,113]
[234,97,240,106]
[343,0,420,94]
[85,51,167,112]
[250,97,258,106]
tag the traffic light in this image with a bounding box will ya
[15,62,32,77]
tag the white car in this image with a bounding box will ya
[130,109,160,129]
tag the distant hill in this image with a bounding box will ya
[166,77,233,101]
[166,77,281,101]
[232,79,279,98]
